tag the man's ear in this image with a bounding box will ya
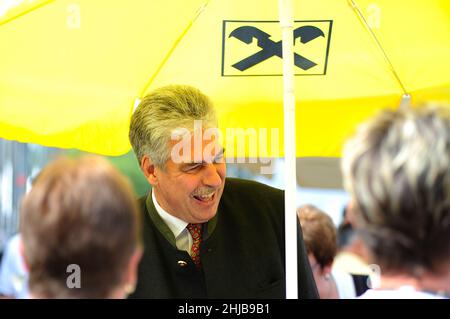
[140,155,158,186]
[19,236,30,272]
[122,247,143,297]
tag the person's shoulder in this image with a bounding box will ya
[222,178,284,212]
[221,178,284,225]
[359,288,447,299]
[137,193,150,215]
[225,178,283,195]
[138,194,147,206]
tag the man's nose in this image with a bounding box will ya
[202,164,223,187]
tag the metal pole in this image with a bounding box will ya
[278,0,298,299]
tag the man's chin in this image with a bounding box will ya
[190,204,219,222]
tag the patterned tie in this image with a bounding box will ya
[186,223,202,269]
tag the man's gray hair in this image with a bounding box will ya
[341,104,450,274]
[129,85,217,168]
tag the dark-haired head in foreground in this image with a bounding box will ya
[21,156,142,298]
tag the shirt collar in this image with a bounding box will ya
[152,190,188,239]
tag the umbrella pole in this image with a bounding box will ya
[278,0,298,299]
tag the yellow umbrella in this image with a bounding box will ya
[1,0,450,157]
[2,0,449,299]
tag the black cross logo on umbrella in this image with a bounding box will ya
[229,25,325,71]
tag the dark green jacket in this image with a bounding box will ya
[129,178,318,299]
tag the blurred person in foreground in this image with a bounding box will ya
[333,204,371,276]
[20,156,142,298]
[341,104,450,299]
[298,204,369,298]
[128,84,317,298]
[0,233,28,298]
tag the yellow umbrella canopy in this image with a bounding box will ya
[1,0,449,156]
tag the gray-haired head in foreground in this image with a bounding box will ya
[129,85,217,168]
[341,104,450,276]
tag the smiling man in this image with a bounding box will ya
[128,84,317,298]
[148,132,226,224]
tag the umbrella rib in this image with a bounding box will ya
[0,0,55,26]
[348,0,408,95]
[139,0,211,98]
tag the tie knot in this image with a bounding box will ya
[187,223,202,239]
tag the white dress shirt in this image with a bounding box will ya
[152,190,193,254]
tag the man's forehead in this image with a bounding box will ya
[169,130,223,164]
